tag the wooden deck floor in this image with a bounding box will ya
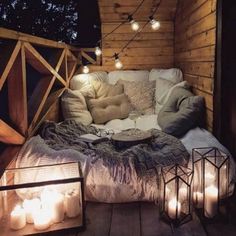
[66,200,236,236]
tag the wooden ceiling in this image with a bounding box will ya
[98,0,178,22]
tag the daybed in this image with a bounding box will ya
[15,69,236,203]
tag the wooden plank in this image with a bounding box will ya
[172,212,207,236]
[78,202,112,236]
[110,203,140,236]
[81,51,96,64]
[0,27,78,51]
[0,119,25,145]
[0,41,21,90]
[140,202,172,236]
[0,146,21,177]
[7,47,28,136]
[24,42,66,86]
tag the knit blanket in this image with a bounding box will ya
[40,120,189,182]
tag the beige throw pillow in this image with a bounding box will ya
[91,80,124,98]
[118,80,155,114]
[87,94,131,124]
[61,89,93,125]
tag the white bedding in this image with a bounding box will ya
[16,118,236,203]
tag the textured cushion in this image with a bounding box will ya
[92,80,124,98]
[149,68,183,83]
[61,89,93,125]
[155,80,189,114]
[158,87,205,137]
[108,70,149,85]
[87,94,131,124]
[118,80,155,114]
[70,71,108,98]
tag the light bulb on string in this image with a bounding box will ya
[82,65,89,74]
[149,16,160,30]
[128,15,140,31]
[95,46,102,56]
[114,53,123,69]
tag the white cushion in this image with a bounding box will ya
[149,68,183,84]
[108,70,149,85]
[70,71,108,98]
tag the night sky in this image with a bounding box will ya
[0,0,101,46]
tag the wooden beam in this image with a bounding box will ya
[81,51,96,64]
[0,119,25,145]
[24,42,66,86]
[0,27,79,51]
[0,41,21,90]
[7,46,28,136]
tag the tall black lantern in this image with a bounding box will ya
[159,164,193,226]
[192,147,230,218]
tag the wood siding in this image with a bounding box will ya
[174,0,217,130]
[94,0,177,71]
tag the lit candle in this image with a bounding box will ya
[205,173,215,187]
[179,187,188,203]
[168,198,181,219]
[64,190,81,218]
[33,209,51,231]
[204,185,218,218]
[193,192,203,208]
[41,188,65,223]
[23,198,41,223]
[10,205,26,230]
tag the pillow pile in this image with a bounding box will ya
[118,79,155,114]
[61,89,93,125]
[158,87,205,137]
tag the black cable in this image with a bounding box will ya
[99,0,146,43]
[150,0,162,18]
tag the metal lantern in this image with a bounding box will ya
[159,164,193,226]
[0,162,85,235]
[192,147,230,218]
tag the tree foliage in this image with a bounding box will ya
[0,0,81,44]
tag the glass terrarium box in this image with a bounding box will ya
[0,162,85,235]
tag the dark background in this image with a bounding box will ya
[0,0,101,46]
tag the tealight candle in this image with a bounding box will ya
[193,191,203,208]
[33,209,51,231]
[10,205,26,230]
[204,185,218,218]
[65,190,81,218]
[23,198,41,223]
[168,198,181,219]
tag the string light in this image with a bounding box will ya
[95,46,102,56]
[128,15,140,31]
[149,16,160,30]
[114,53,123,69]
[82,65,89,74]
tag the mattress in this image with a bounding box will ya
[15,120,235,203]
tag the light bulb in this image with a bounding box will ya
[95,46,102,56]
[130,20,140,31]
[149,17,160,30]
[82,65,89,74]
[115,59,123,69]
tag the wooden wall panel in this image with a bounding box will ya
[94,0,177,71]
[174,0,217,130]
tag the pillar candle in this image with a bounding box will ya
[204,185,218,218]
[64,190,81,218]
[23,198,41,223]
[10,205,26,230]
[41,188,65,223]
[168,198,181,219]
[33,209,51,231]
[193,192,203,208]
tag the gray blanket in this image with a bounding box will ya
[40,120,189,181]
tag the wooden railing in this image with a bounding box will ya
[0,28,103,146]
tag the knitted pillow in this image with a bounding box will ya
[118,80,155,114]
